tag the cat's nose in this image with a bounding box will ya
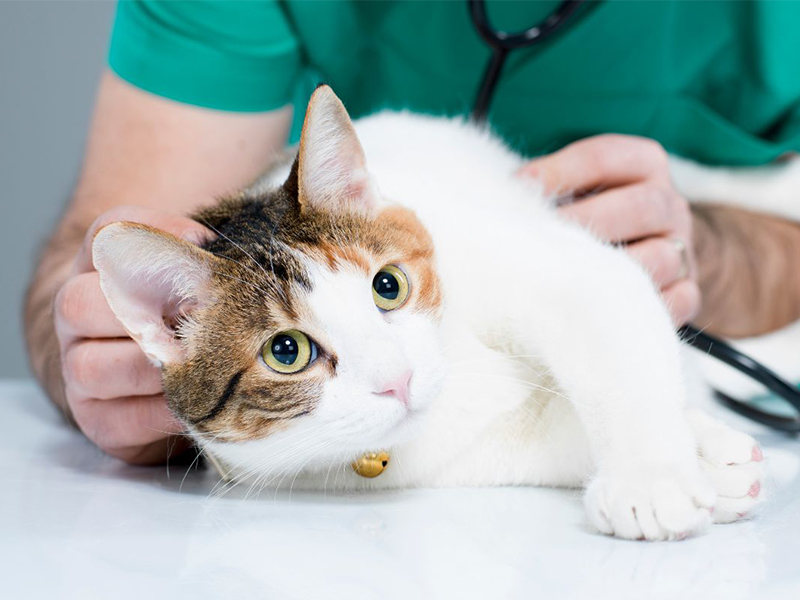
[373,370,412,407]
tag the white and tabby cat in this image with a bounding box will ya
[92,86,794,541]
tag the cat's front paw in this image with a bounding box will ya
[688,410,765,524]
[584,465,716,541]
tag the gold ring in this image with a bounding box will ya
[672,238,690,280]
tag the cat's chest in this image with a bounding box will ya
[329,334,560,490]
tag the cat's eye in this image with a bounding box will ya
[262,330,316,374]
[372,265,410,311]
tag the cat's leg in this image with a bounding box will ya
[687,409,765,523]
[469,219,717,540]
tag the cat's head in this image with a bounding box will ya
[92,86,447,477]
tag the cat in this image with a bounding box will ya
[91,85,776,542]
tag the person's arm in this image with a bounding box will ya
[519,135,800,338]
[692,203,800,338]
[24,71,291,463]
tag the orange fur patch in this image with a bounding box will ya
[375,206,443,315]
[302,205,443,317]
[313,242,373,275]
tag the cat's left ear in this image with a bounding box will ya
[295,85,377,214]
[92,222,220,366]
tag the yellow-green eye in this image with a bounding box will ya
[372,265,410,311]
[262,330,315,374]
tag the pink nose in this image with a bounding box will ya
[374,370,412,407]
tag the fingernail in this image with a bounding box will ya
[182,230,210,246]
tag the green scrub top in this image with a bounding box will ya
[108,0,800,166]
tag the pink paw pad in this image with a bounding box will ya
[748,481,761,498]
[752,446,763,462]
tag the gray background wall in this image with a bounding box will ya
[1,0,115,378]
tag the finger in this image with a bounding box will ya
[519,135,669,195]
[55,271,127,340]
[558,182,676,243]
[71,393,185,451]
[63,339,162,400]
[73,205,213,274]
[662,279,702,326]
[625,237,689,289]
[109,435,193,466]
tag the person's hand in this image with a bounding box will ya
[54,206,212,464]
[519,134,699,326]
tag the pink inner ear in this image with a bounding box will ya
[344,168,374,204]
[93,222,215,367]
[107,269,190,366]
[300,146,377,214]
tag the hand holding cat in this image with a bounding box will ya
[520,134,699,326]
[54,206,211,464]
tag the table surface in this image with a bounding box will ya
[2,379,799,600]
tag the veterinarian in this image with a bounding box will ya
[25,0,800,464]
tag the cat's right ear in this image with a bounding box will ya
[92,222,220,366]
[293,85,377,215]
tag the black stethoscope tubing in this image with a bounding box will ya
[679,325,800,432]
[469,0,587,121]
[468,0,800,432]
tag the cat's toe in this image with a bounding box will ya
[689,409,761,466]
[701,451,765,523]
[712,486,763,523]
[688,409,765,524]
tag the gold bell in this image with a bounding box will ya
[351,451,390,478]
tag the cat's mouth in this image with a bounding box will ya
[374,400,432,445]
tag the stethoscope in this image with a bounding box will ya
[468,0,800,432]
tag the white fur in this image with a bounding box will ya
[199,105,770,540]
[670,153,800,221]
